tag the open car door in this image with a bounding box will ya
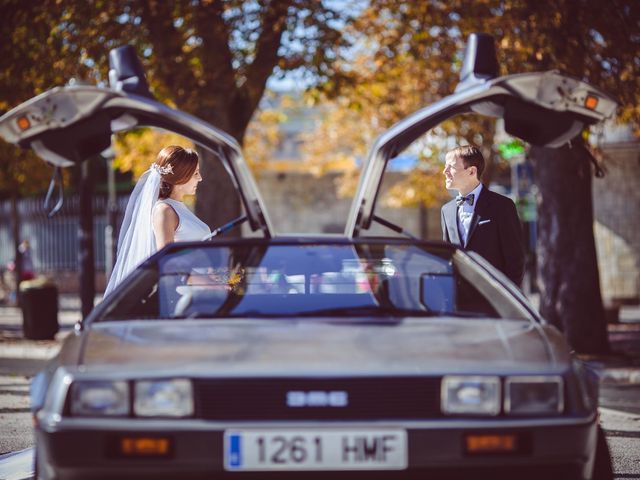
[0,46,272,238]
[346,33,617,238]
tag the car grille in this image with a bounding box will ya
[193,377,441,420]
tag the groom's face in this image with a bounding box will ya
[443,153,477,192]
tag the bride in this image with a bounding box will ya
[104,145,211,296]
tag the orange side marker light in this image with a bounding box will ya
[17,116,31,131]
[584,95,599,110]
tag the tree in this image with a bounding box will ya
[0,1,80,293]
[0,0,81,198]
[320,0,639,353]
[113,129,195,179]
[305,27,502,205]
[531,139,608,351]
[1,1,358,309]
[297,86,454,206]
[2,0,360,231]
[244,98,288,172]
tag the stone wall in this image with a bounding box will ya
[250,170,443,239]
[593,138,640,304]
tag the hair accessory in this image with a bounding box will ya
[151,163,173,176]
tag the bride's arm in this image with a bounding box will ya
[152,203,179,250]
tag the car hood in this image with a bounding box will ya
[79,319,569,376]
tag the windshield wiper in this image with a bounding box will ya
[442,310,490,318]
[203,215,248,240]
[180,306,435,319]
[372,215,419,240]
[183,311,285,319]
[293,305,434,318]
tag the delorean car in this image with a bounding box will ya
[0,34,617,479]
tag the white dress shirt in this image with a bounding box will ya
[457,183,483,245]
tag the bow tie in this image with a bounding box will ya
[456,193,475,207]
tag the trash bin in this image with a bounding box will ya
[19,278,59,340]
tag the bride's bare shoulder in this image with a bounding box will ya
[152,201,179,222]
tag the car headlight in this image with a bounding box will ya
[441,376,501,415]
[505,376,564,415]
[134,379,193,417]
[70,380,129,416]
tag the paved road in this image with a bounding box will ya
[0,374,31,456]
[601,384,640,416]
[600,385,640,478]
[599,406,640,479]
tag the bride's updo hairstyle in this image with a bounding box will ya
[154,145,199,199]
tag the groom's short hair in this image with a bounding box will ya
[448,145,485,179]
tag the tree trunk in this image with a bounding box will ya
[419,203,428,240]
[531,139,609,354]
[192,87,258,235]
[478,118,497,185]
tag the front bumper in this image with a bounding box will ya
[36,416,598,480]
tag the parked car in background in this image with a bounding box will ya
[0,34,616,479]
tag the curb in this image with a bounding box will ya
[599,407,640,419]
[0,341,62,360]
[597,368,640,385]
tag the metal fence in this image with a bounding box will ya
[0,195,129,272]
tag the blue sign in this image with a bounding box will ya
[515,161,534,197]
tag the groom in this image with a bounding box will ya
[440,145,525,286]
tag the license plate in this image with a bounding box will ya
[224,429,407,471]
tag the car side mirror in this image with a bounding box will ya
[420,273,456,313]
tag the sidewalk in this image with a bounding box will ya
[0,294,91,375]
[582,306,640,384]
[0,294,639,383]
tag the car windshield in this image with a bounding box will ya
[98,239,532,322]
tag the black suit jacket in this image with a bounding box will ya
[440,188,525,286]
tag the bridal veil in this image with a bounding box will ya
[103,166,162,296]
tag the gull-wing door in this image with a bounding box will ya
[0,46,272,238]
[346,33,617,238]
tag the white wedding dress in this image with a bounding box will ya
[104,166,211,297]
[156,198,211,242]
